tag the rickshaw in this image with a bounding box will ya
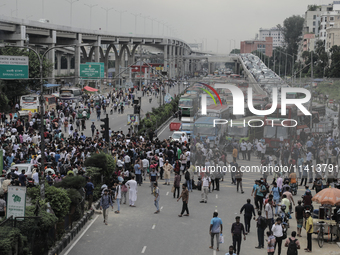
[77,108,91,119]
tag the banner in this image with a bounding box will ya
[7,186,26,220]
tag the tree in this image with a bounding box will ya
[278,15,305,56]
[0,47,53,110]
[327,45,340,78]
[308,5,320,11]
[230,49,240,54]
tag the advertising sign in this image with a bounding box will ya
[127,114,139,125]
[7,186,26,220]
[0,55,29,79]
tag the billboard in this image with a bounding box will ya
[0,55,29,79]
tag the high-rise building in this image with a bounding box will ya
[259,27,284,48]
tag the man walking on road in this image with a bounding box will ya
[255,211,266,249]
[305,210,313,252]
[177,183,189,217]
[240,199,256,234]
[100,189,113,225]
[265,199,274,232]
[153,182,160,214]
[209,212,223,252]
[231,216,246,255]
[200,173,211,203]
[163,160,173,185]
[126,176,138,207]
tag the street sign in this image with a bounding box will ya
[329,99,334,104]
[0,55,29,79]
[127,114,139,125]
[80,64,101,79]
[86,62,104,78]
[7,186,26,220]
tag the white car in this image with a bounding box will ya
[6,164,37,178]
[171,132,188,142]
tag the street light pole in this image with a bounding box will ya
[84,4,98,30]
[131,13,139,34]
[310,51,314,129]
[101,7,114,31]
[149,17,156,36]
[142,16,149,34]
[65,0,79,27]
[115,10,127,33]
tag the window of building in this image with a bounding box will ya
[313,15,316,19]
[325,32,327,37]
[330,16,334,21]
[313,21,316,26]
[313,28,316,33]
[325,17,328,22]
[320,32,323,36]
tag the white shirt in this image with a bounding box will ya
[265,203,274,219]
[246,142,252,151]
[202,176,211,187]
[240,142,247,151]
[271,223,283,237]
[186,151,190,161]
[124,155,131,163]
[180,135,188,143]
[33,172,39,185]
[142,159,149,168]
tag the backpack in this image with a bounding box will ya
[287,238,298,255]
[185,171,190,180]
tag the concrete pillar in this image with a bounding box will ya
[172,46,176,78]
[168,45,173,78]
[56,53,62,76]
[15,25,26,46]
[115,44,121,87]
[47,43,55,83]
[66,55,71,74]
[74,33,82,85]
[163,45,168,73]
[94,36,101,63]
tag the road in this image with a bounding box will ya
[67,82,187,138]
[61,157,338,255]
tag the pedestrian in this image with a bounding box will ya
[247,140,252,161]
[209,212,223,252]
[99,189,113,225]
[163,160,173,185]
[305,210,313,252]
[134,162,142,186]
[225,245,237,255]
[177,183,189,217]
[284,231,300,254]
[269,182,281,216]
[200,173,211,203]
[121,182,128,204]
[235,166,244,193]
[256,180,266,211]
[91,122,96,137]
[173,172,181,199]
[271,217,285,255]
[231,216,246,255]
[267,231,276,255]
[295,200,304,237]
[149,168,158,194]
[84,178,94,210]
[153,182,160,214]
[255,210,266,249]
[114,181,121,214]
[265,198,274,232]
[126,176,138,207]
[240,199,256,234]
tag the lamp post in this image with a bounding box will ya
[131,13,140,34]
[142,16,149,34]
[65,0,79,27]
[1,43,86,199]
[84,4,98,29]
[115,10,127,33]
[101,7,114,31]
[148,17,156,36]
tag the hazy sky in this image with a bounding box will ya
[0,0,331,53]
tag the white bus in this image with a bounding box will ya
[60,87,82,102]
[20,94,57,113]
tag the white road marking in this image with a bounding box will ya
[216,194,218,199]
[63,215,99,255]
[166,192,169,196]
[141,246,147,253]
[160,206,163,211]
[215,206,218,212]
[157,118,174,137]
[152,224,156,229]
[213,250,216,255]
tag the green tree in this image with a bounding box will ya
[45,185,71,220]
[308,5,320,11]
[278,15,304,56]
[327,45,340,78]
[230,49,240,54]
[84,152,115,182]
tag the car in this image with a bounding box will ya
[171,131,188,142]
[6,164,37,178]
[183,81,189,85]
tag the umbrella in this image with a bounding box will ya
[312,188,340,206]
[45,168,55,175]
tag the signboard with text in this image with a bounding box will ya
[0,55,29,79]
[127,114,139,125]
[7,186,26,220]
[80,64,101,79]
[86,62,104,78]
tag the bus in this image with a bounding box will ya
[180,122,194,138]
[178,94,198,122]
[195,104,230,120]
[60,87,82,102]
[193,117,227,145]
[226,116,264,142]
[264,104,298,120]
[297,110,320,139]
[20,94,57,113]
[263,119,296,151]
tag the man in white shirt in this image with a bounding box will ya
[142,158,149,180]
[124,154,131,170]
[265,199,274,231]
[200,173,211,203]
[240,141,247,160]
[246,141,252,161]
[33,171,39,185]
[180,133,188,143]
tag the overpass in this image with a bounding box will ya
[0,16,203,84]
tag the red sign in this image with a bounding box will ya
[329,99,334,104]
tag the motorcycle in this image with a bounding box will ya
[279,204,290,229]
[290,183,298,195]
